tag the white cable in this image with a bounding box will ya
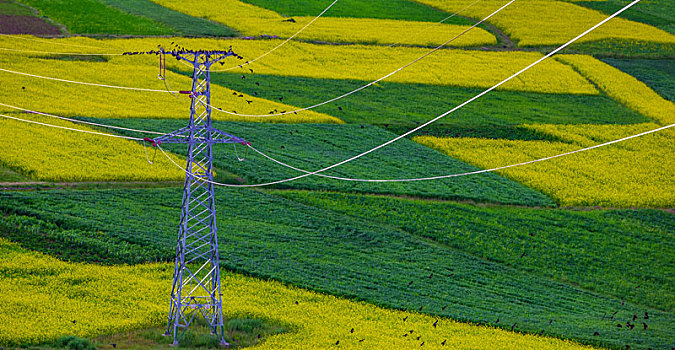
[0,113,144,141]
[248,124,674,182]
[0,67,179,93]
[209,0,516,117]
[210,0,340,73]
[0,102,165,135]
[158,123,671,187]
[0,33,113,49]
[0,47,123,56]
[157,0,645,188]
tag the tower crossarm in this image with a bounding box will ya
[152,126,248,146]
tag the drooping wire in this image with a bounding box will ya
[0,47,123,56]
[208,0,516,118]
[209,0,341,73]
[0,102,165,135]
[156,0,646,187]
[156,122,671,187]
[0,113,144,141]
[247,123,673,182]
[0,67,179,93]
[0,33,114,49]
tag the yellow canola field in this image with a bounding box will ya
[0,114,186,182]
[151,0,496,47]
[555,54,675,125]
[415,123,674,208]
[0,238,599,350]
[0,36,598,96]
[414,0,675,46]
[0,41,340,124]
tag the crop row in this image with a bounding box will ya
[212,71,648,135]
[414,123,675,207]
[151,0,496,47]
[0,238,600,349]
[0,35,599,95]
[0,188,672,349]
[0,50,339,123]
[556,54,675,125]
[415,0,675,46]
[103,118,555,206]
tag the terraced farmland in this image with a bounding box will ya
[0,0,673,349]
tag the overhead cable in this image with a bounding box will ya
[247,124,674,182]
[210,0,517,118]
[209,0,340,72]
[0,102,165,135]
[0,113,144,141]
[158,0,646,187]
[0,67,179,93]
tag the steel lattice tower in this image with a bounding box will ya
[152,49,247,346]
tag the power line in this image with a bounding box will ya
[209,0,516,118]
[157,123,671,188]
[0,33,113,49]
[0,102,165,135]
[156,0,645,188]
[0,67,178,93]
[209,0,340,73]
[0,47,123,56]
[247,124,674,182]
[0,113,143,141]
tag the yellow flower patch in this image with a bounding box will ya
[414,0,675,46]
[555,54,675,125]
[150,0,497,47]
[0,238,599,349]
[415,123,674,207]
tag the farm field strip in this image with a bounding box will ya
[556,54,675,125]
[102,118,555,206]
[0,114,185,182]
[275,190,675,312]
[15,0,173,35]
[568,0,674,34]
[211,72,649,134]
[150,0,497,47]
[0,238,601,350]
[0,36,598,95]
[414,123,675,207]
[0,188,672,349]
[0,51,340,124]
[239,0,461,23]
[414,0,675,46]
[601,58,674,102]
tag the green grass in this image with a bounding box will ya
[95,119,555,206]
[0,0,34,16]
[572,0,675,34]
[0,188,673,350]
[239,0,472,24]
[275,190,675,312]
[602,58,674,102]
[16,0,173,35]
[209,72,650,137]
[0,163,29,182]
[99,0,237,37]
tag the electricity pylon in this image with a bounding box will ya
[152,49,247,346]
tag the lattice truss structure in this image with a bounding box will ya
[153,50,247,346]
